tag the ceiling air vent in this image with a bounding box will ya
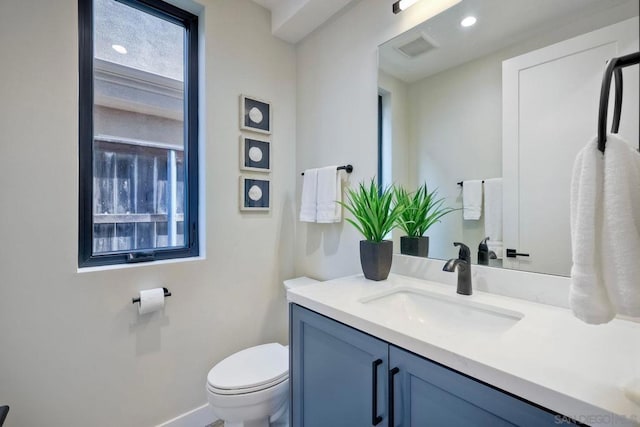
[395,34,436,58]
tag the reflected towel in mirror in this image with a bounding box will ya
[463,180,482,220]
[484,178,503,258]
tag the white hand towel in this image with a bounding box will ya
[463,180,482,220]
[601,134,640,318]
[316,166,342,223]
[484,178,503,258]
[569,138,613,324]
[299,168,318,222]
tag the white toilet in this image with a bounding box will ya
[206,277,318,427]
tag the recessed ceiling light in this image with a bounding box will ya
[460,16,477,27]
[111,44,127,54]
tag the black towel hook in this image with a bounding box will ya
[597,52,640,153]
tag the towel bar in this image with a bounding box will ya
[301,164,353,176]
[457,180,484,187]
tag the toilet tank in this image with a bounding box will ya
[283,277,319,300]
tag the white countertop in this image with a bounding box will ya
[287,273,640,426]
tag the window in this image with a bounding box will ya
[79,0,198,267]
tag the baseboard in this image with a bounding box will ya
[155,403,218,427]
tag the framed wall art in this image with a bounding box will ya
[240,95,271,134]
[240,136,271,172]
[239,176,270,211]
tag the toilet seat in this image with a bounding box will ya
[207,374,288,395]
[206,376,289,425]
[207,343,288,395]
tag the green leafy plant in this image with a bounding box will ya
[339,179,404,243]
[394,183,456,237]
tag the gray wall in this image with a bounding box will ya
[406,47,504,262]
[0,0,296,425]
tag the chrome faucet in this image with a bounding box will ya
[443,242,472,295]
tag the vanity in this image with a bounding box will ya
[287,268,640,426]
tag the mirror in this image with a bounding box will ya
[378,0,639,276]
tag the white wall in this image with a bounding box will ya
[0,0,296,426]
[294,0,453,279]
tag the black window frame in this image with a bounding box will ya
[78,0,199,267]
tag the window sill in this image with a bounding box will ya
[77,255,206,274]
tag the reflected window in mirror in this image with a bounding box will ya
[378,94,383,190]
[378,91,393,192]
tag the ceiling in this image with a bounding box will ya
[252,0,357,44]
[379,0,639,83]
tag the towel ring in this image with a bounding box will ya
[597,52,640,153]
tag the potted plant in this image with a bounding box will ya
[340,179,404,281]
[394,183,455,258]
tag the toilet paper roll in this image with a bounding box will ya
[137,288,165,315]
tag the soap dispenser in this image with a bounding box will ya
[478,237,490,265]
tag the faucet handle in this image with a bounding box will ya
[478,237,489,253]
[453,242,471,264]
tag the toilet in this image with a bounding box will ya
[206,343,289,427]
[206,277,318,427]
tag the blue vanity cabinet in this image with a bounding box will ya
[291,304,576,427]
[290,304,389,427]
[389,345,567,426]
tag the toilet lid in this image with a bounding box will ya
[207,343,288,391]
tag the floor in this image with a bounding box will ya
[207,410,289,427]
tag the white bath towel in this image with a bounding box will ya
[601,134,640,318]
[299,168,318,222]
[484,178,503,259]
[463,180,483,220]
[316,166,342,223]
[569,138,613,324]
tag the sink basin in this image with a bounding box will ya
[360,286,523,336]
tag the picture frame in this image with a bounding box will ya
[240,95,272,134]
[240,136,271,173]
[239,176,271,211]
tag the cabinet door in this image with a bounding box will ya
[389,346,566,426]
[290,304,388,427]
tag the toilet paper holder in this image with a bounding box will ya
[132,287,172,304]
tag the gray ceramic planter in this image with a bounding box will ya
[400,236,429,258]
[360,240,393,281]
